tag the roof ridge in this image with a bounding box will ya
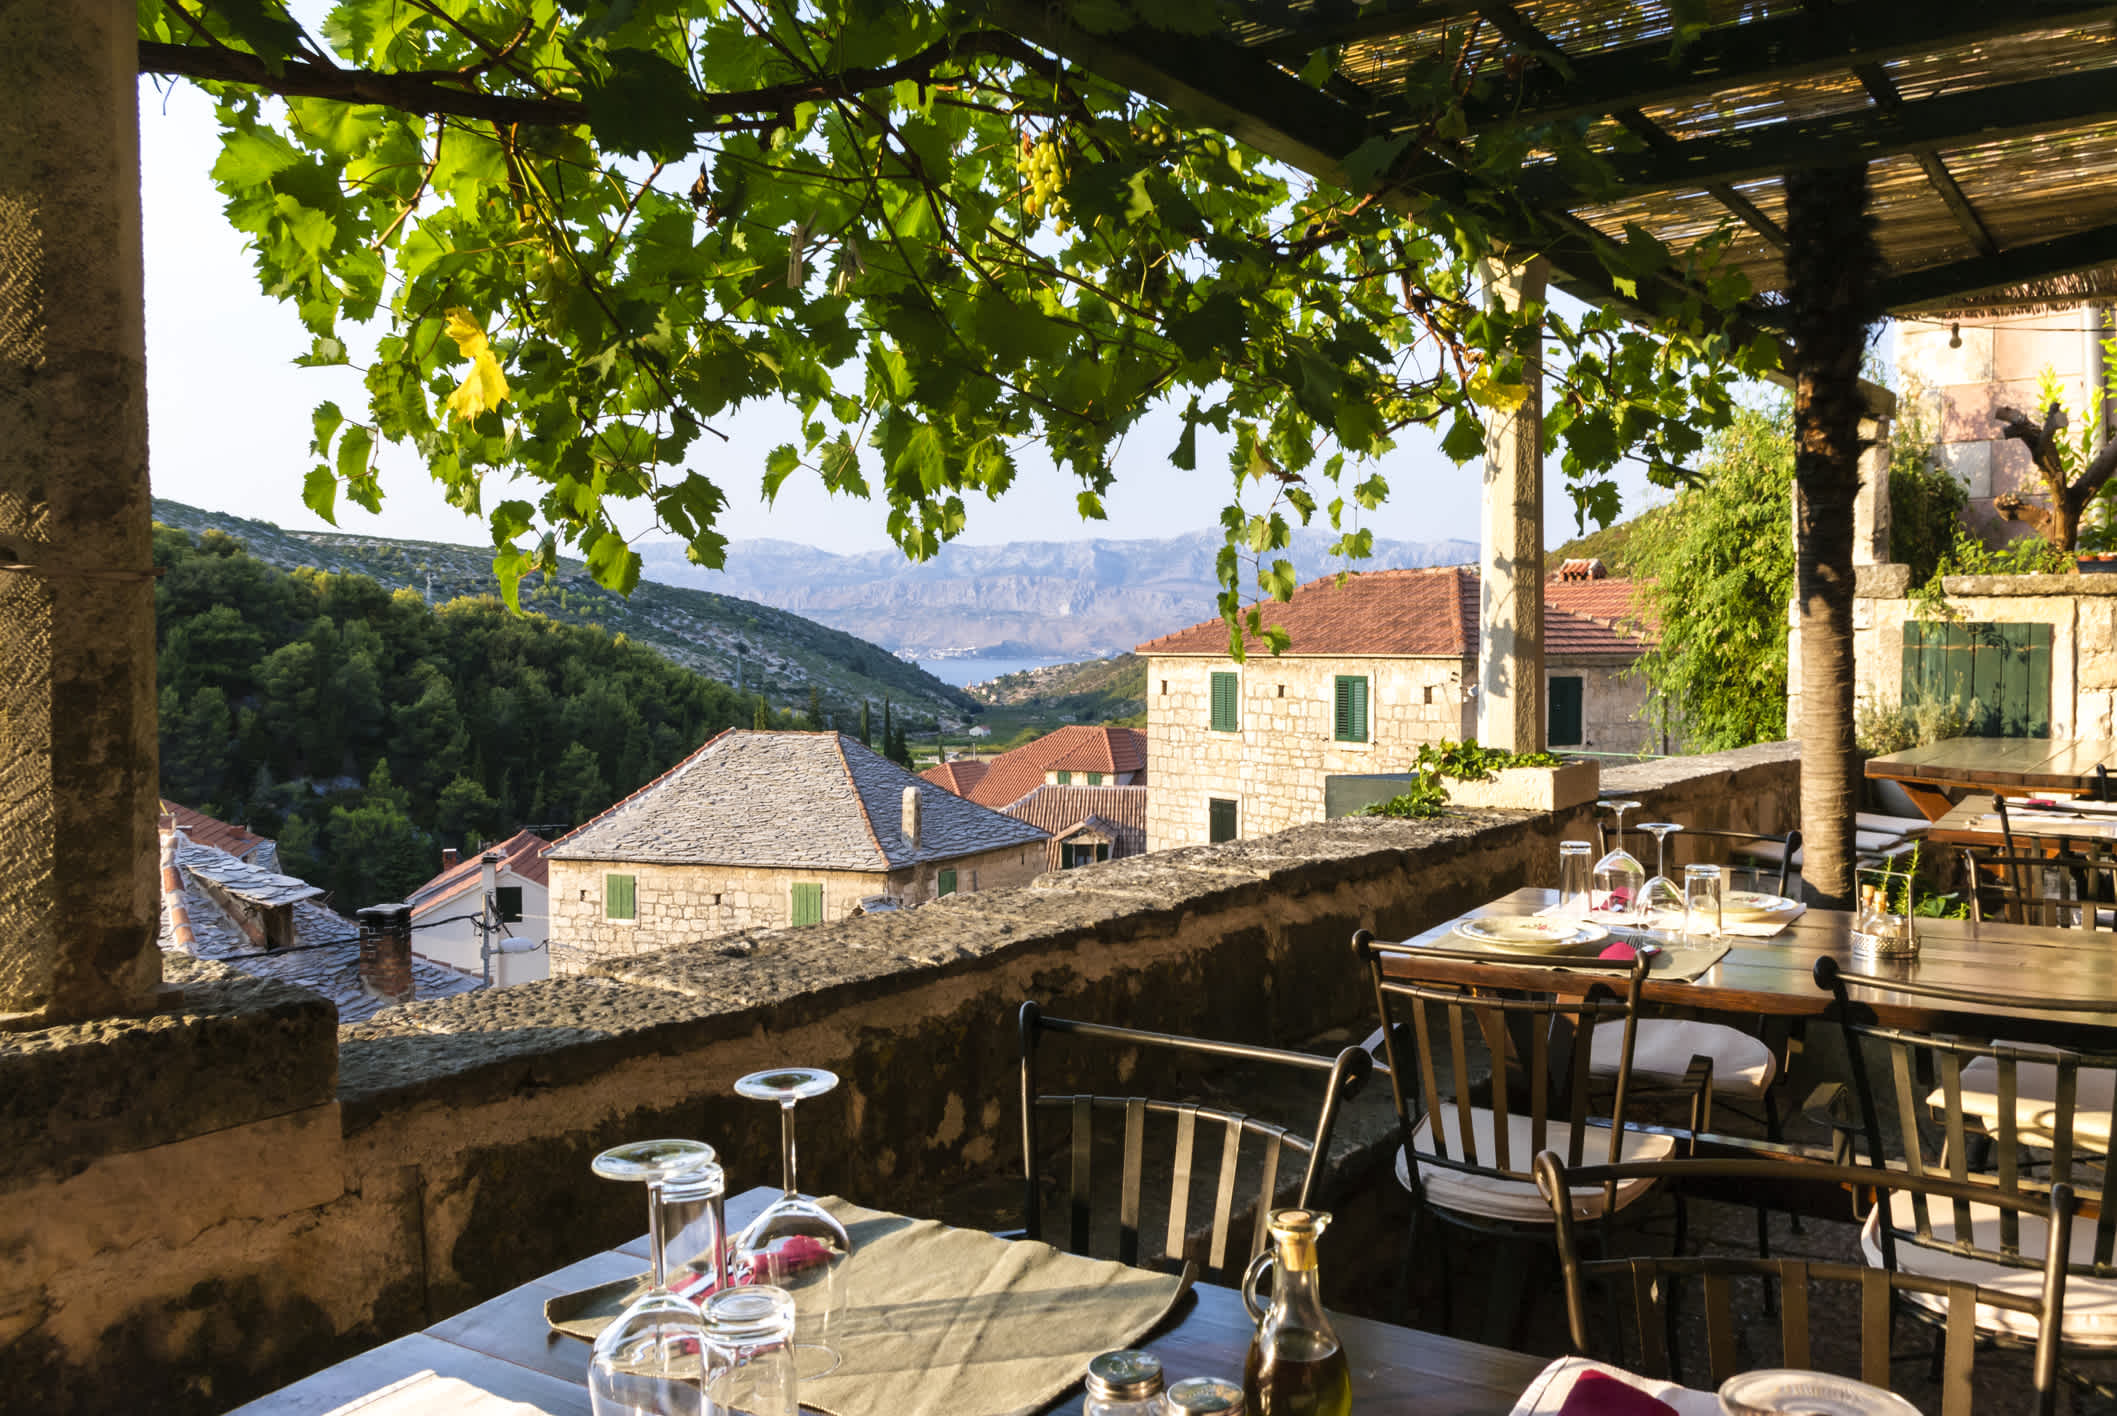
[833,732,895,871]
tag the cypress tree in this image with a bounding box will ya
[753,695,769,730]
[859,699,872,746]
[807,683,823,730]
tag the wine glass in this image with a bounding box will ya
[1594,800,1646,917]
[1636,822,1686,924]
[733,1068,853,1377]
[589,1139,718,1416]
[701,1286,800,1416]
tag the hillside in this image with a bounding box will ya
[151,500,973,721]
[1548,503,1670,577]
[969,654,1146,719]
[639,527,1479,659]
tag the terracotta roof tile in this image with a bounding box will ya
[1136,567,1652,660]
[406,829,553,918]
[919,759,990,795]
[943,726,1148,809]
[159,800,269,861]
[1000,785,1148,870]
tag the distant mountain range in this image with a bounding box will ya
[149,501,975,721]
[638,527,1479,659]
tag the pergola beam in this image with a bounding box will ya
[1879,221,2117,312]
[1852,63,1999,259]
[1510,68,2117,205]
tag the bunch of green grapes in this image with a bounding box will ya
[1131,115,1175,148]
[1017,131,1070,226]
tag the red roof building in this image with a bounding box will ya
[921,725,1146,811]
[159,800,272,864]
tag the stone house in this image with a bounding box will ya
[545,730,1049,971]
[1001,783,1148,870]
[1138,566,1655,849]
[402,829,553,977]
[920,725,1147,808]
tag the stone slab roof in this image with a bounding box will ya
[548,730,1048,871]
[1001,784,1148,870]
[159,835,478,1025]
[939,726,1148,810]
[175,839,324,908]
[1135,567,1650,661]
[406,829,552,919]
[160,799,271,863]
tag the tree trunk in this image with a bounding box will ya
[1785,164,1883,909]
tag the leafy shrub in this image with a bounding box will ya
[1360,738,1565,818]
[1854,690,1977,756]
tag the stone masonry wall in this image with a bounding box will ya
[547,843,1047,971]
[1147,653,1657,851]
[1,744,1795,1413]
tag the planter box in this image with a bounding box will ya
[1443,759,1601,812]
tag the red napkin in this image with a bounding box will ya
[1557,1371,1677,1416]
[671,1235,836,1303]
[1598,942,1637,961]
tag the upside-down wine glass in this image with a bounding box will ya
[733,1068,853,1378]
[588,1139,719,1416]
[1593,800,1646,918]
[1636,822,1686,924]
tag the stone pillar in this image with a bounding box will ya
[1853,383,1897,567]
[0,0,163,1023]
[356,904,415,1004]
[1476,257,1548,754]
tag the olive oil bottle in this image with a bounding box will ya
[1241,1210,1353,1416]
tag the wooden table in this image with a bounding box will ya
[230,1187,1552,1416]
[1924,793,2117,848]
[1865,737,2117,821]
[1395,888,2117,1044]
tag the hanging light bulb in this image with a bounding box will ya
[1949,322,1963,348]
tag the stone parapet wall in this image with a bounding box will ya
[1,744,1796,1412]
[1848,583,2117,736]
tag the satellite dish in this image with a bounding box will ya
[496,936,543,954]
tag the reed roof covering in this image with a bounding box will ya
[1005,0,2117,323]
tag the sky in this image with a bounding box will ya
[137,76,1670,561]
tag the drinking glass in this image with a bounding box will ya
[1637,822,1686,924]
[733,1068,853,1377]
[1683,864,1724,944]
[1558,840,1594,916]
[589,1139,718,1416]
[1593,800,1646,917]
[701,1286,800,1416]
[661,1159,731,1305]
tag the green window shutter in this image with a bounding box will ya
[1333,676,1369,742]
[938,868,958,896]
[1210,672,1239,732]
[1086,772,1103,786]
[1056,771,1072,785]
[790,882,823,926]
[1548,677,1583,747]
[1208,798,1238,843]
[605,874,635,920]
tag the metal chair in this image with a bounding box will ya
[1016,1003,1371,1286]
[1964,843,2117,930]
[1814,957,2117,1362]
[1538,1153,2076,1416]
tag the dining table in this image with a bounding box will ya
[229,1185,1553,1416]
[1923,791,2117,848]
[1864,736,2117,821]
[1397,887,2117,1044]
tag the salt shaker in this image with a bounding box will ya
[1085,1349,1169,1416]
[1166,1377,1246,1414]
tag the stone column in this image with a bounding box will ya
[1852,382,1897,566]
[1476,257,1548,754]
[0,0,163,1024]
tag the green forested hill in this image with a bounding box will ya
[151,500,973,721]
[153,525,911,909]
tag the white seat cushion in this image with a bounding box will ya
[1589,1018,1778,1099]
[1861,1189,2117,1347]
[1394,1107,1675,1223]
[1928,1042,2117,1152]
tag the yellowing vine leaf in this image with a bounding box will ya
[444,307,510,423]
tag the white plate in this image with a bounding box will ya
[1721,891,1798,922]
[1718,1370,1921,1416]
[1453,916,1610,953]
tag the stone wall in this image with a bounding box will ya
[1145,652,1657,850]
[1,743,1796,1413]
[546,843,1048,971]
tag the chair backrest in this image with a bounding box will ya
[1354,930,1648,1209]
[1814,955,2117,1274]
[1016,1004,1371,1285]
[1968,803,2117,928]
[1600,823,1801,897]
[1537,1153,2075,1416]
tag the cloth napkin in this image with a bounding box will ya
[547,1197,1192,1416]
[321,1370,555,1416]
[1539,901,1805,940]
[1509,1356,1719,1416]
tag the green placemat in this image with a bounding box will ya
[546,1198,1195,1416]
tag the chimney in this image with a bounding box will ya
[441,847,460,870]
[901,786,922,850]
[356,903,415,1004]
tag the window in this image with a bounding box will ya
[1901,620,2053,738]
[604,873,636,921]
[1208,798,1238,843]
[1056,770,1073,785]
[1160,679,1168,695]
[938,868,958,897]
[1086,772,1103,786]
[790,882,823,926]
[1333,675,1370,743]
[1210,671,1239,732]
[495,885,524,923]
[1548,676,1584,747]
[1062,841,1113,868]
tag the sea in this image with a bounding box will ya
[916,656,1075,688]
